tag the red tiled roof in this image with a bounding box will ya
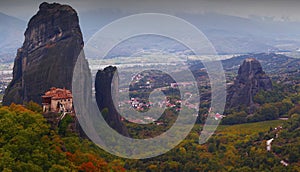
[42,87,72,100]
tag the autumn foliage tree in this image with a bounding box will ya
[0,104,125,171]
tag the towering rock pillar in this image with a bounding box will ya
[3,2,83,105]
[227,58,273,111]
[95,66,129,136]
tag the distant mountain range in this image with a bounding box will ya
[2,9,300,62]
[179,12,300,52]
[79,10,300,56]
[0,12,25,62]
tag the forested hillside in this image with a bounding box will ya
[0,104,125,171]
[0,103,299,171]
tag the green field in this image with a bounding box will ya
[217,120,286,135]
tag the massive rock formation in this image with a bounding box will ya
[95,66,129,136]
[3,2,83,105]
[227,58,273,111]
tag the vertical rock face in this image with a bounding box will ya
[95,66,129,136]
[227,58,273,110]
[3,2,83,105]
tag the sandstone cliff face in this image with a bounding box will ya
[95,66,129,136]
[3,2,83,105]
[227,58,273,110]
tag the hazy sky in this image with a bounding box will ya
[1,0,300,22]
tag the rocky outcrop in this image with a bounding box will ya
[227,58,273,111]
[3,2,83,105]
[95,66,129,136]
